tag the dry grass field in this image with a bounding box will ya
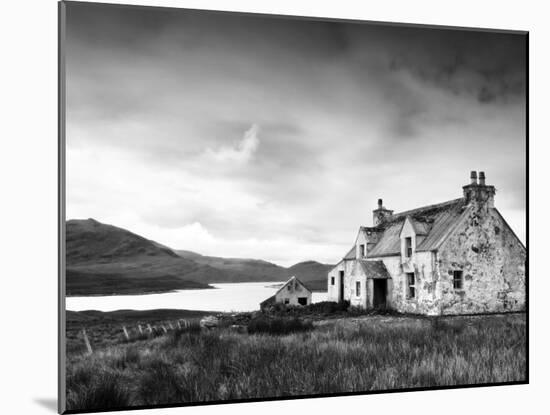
[65,311,526,412]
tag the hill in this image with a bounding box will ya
[286,261,333,283]
[65,219,333,295]
[175,250,288,282]
[66,219,217,296]
[175,251,332,289]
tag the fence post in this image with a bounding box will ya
[168,322,174,330]
[138,324,143,335]
[147,324,153,334]
[82,329,93,355]
[161,325,167,333]
[122,325,130,341]
[176,321,181,329]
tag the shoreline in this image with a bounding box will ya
[66,285,217,298]
[67,282,328,298]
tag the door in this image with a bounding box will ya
[373,279,387,309]
[339,270,345,303]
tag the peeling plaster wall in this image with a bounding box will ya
[327,261,343,302]
[327,260,367,307]
[372,252,440,315]
[328,260,350,302]
[437,208,526,314]
[349,266,367,308]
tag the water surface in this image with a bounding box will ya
[66,282,328,312]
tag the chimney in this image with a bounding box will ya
[478,171,486,185]
[463,171,495,209]
[373,198,393,227]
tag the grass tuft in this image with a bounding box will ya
[65,313,526,410]
[67,371,130,411]
[247,316,314,335]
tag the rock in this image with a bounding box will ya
[230,324,247,334]
[200,315,220,329]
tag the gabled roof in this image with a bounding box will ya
[274,276,312,295]
[358,260,391,279]
[343,246,356,260]
[367,198,468,257]
[260,295,276,308]
[407,216,432,236]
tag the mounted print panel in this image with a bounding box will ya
[58,1,528,413]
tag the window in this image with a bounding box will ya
[356,281,361,297]
[331,276,335,285]
[284,298,290,304]
[453,270,463,290]
[407,272,415,298]
[359,244,366,257]
[298,297,308,306]
[287,284,291,291]
[405,237,413,257]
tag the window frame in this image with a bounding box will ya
[452,270,464,290]
[405,237,413,258]
[330,276,335,286]
[407,272,416,299]
[359,244,366,257]
[356,281,361,297]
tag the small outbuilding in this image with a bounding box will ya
[260,276,312,310]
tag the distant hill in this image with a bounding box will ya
[286,261,334,283]
[66,219,333,296]
[175,250,288,282]
[67,219,179,264]
[66,219,218,296]
[175,251,333,288]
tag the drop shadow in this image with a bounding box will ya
[34,398,57,413]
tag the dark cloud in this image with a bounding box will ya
[65,2,526,265]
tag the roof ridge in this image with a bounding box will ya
[390,197,465,219]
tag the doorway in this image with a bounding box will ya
[373,279,387,309]
[339,270,345,303]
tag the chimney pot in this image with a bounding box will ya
[479,171,486,186]
[470,171,478,185]
[378,198,383,208]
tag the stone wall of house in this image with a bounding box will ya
[327,260,368,306]
[437,207,526,314]
[377,252,441,315]
[349,265,367,308]
[327,261,344,302]
[275,279,312,306]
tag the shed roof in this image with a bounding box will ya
[358,260,391,279]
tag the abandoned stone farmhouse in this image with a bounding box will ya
[327,171,526,315]
[260,276,312,310]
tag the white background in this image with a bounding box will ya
[0,0,547,414]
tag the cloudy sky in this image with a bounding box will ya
[65,3,527,266]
